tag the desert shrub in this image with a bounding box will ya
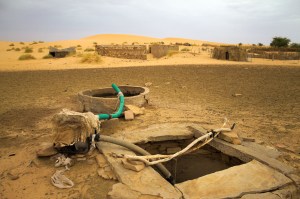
[80,53,102,63]
[24,47,33,53]
[6,49,11,51]
[93,42,97,45]
[31,41,38,45]
[167,50,179,57]
[43,54,53,59]
[9,43,14,46]
[38,41,44,43]
[38,48,43,53]
[258,43,264,46]
[54,45,62,48]
[15,48,21,51]
[20,42,25,45]
[77,47,82,50]
[84,48,95,52]
[77,45,81,47]
[238,43,242,46]
[18,54,36,60]
[181,48,190,52]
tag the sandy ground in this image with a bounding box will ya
[0,34,299,198]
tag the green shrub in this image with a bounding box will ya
[24,47,33,53]
[181,48,190,52]
[18,54,36,60]
[80,53,102,63]
[38,48,43,53]
[84,48,95,52]
[15,48,21,51]
[9,43,14,46]
[43,54,53,59]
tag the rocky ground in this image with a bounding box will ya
[0,64,299,198]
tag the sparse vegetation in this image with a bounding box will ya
[258,43,264,46]
[20,42,25,45]
[93,42,97,45]
[84,48,95,52]
[270,37,290,48]
[6,49,11,51]
[42,54,53,59]
[38,48,43,53]
[9,43,14,46]
[38,41,44,43]
[238,43,242,46]
[167,50,179,57]
[54,45,62,48]
[290,43,300,49]
[77,45,81,47]
[80,53,102,63]
[24,47,33,53]
[18,54,36,60]
[15,48,21,51]
[181,48,190,52]
[31,41,38,45]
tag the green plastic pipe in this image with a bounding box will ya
[97,83,125,120]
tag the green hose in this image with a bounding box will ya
[97,84,125,120]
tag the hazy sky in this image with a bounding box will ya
[0,0,299,44]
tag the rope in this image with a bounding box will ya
[51,169,74,189]
[121,119,233,166]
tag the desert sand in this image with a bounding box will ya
[0,34,299,198]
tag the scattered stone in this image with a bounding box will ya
[96,154,108,168]
[7,172,19,180]
[97,166,117,180]
[242,137,255,142]
[125,105,145,116]
[124,110,134,120]
[122,159,145,172]
[76,157,86,161]
[218,131,241,145]
[166,147,182,154]
[232,93,242,97]
[145,82,152,87]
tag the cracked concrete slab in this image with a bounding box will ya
[175,160,292,199]
[97,142,182,199]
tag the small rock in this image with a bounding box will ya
[165,82,170,85]
[232,93,242,97]
[122,159,145,172]
[219,131,241,145]
[7,172,19,180]
[125,105,145,116]
[95,154,108,168]
[242,137,256,142]
[166,147,182,154]
[124,110,134,120]
[77,157,86,161]
[145,82,152,87]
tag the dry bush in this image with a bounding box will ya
[181,48,190,52]
[167,50,179,57]
[84,48,95,52]
[18,54,36,60]
[24,47,33,53]
[15,48,21,51]
[38,48,43,53]
[20,42,25,45]
[80,53,102,63]
[43,54,53,59]
[9,43,14,46]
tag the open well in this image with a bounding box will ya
[138,139,244,183]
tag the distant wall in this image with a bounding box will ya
[149,45,179,58]
[250,51,300,60]
[95,45,147,60]
[213,47,247,62]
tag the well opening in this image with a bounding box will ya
[138,139,244,184]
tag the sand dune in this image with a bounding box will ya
[0,34,299,71]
